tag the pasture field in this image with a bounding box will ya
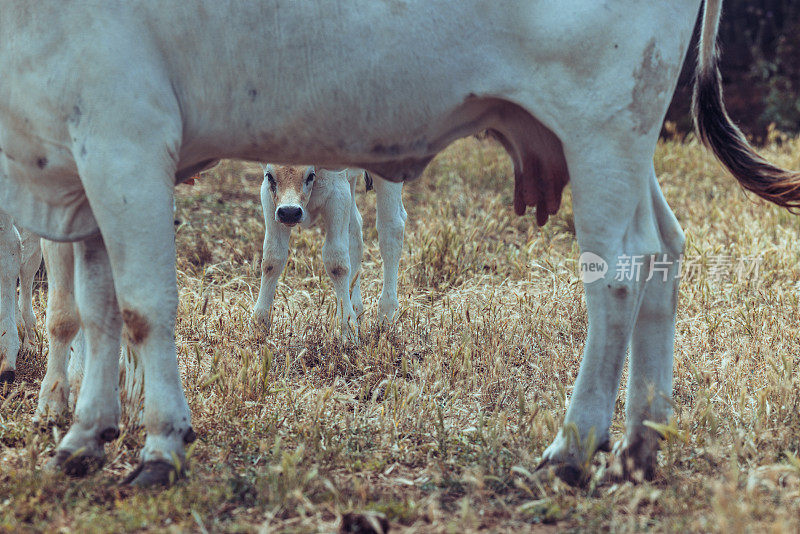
[2,135,800,532]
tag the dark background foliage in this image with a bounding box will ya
[666,0,800,141]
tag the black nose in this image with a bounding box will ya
[277,205,303,224]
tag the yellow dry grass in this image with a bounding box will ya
[2,135,800,532]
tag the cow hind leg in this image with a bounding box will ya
[347,178,364,318]
[537,144,663,485]
[373,178,405,323]
[0,212,21,384]
[18,229,42,351]
[46,235,122,476]
[613,174,685,482]
[35,240,80,424]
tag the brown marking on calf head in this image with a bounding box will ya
[122,309,150,345]
[263,164,316,207]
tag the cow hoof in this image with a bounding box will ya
[183,427,197,444]
[534,458,588,487]
[604,436,658,484]
[46,449,105,477]
[0,370,14,385]
[99,427,120,442]
[121,460,181,487]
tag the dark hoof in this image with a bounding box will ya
[99,427,120,442]
[46,449,105,477]
[121,460,182,487]
[535,459,588,487]
[0,370,15,384]
[340,512,390,534]
[183,427,197,444]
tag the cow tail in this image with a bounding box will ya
[692,0,800,209]
[364,170,374,192]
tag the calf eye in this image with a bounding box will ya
[266,172,276,192]
[305,172,316,184]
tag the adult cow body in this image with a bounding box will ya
[0,0,791,485]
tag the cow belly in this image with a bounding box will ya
[0,169,97,241]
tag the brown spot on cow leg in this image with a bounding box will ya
[121,309,150,345]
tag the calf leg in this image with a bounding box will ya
[323,186,359,343]
[373,178,406,322]
[253,183,290,331]
[35,240,80,423]
[18,229,42,351]
[347,176,364,317]
[0,212,21,384]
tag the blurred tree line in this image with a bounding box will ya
[666,0,800,141]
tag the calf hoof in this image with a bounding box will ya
[46,449,105,477]
[534,458,589,487]
[250,310,271,333]
[121,460,182,487]
[0,370,15,385]
[378,298,399,324]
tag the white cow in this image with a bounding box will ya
[0,211,41,383]
[0,0,793,486]
[253,165,406,342]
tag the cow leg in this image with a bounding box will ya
[538,146,663,485]
[347,177,364,318]
[373,178,405,323]
[34,240,80,423]
[0,212,21,384]
[253,183,290,331]
[18,229,42,351]
[46,235,121,475]
[323,185,359,343]
[615,174,684,482]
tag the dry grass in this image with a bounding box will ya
[2,136,800,532]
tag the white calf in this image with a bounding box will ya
[253,165,405,342]
[0,211,42,383]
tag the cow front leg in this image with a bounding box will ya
[323,189,358,343]
[18,229,42,351]
[34,241,80,423]
[100,192,194,486]
[373,178,405,323]
[46,235,121,476]
[0,212,21,384]
[253,187,290,332]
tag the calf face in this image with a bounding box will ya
[262,164,316,226]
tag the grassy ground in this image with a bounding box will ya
[2,135,800,532]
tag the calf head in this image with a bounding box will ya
[261,164,316,226]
